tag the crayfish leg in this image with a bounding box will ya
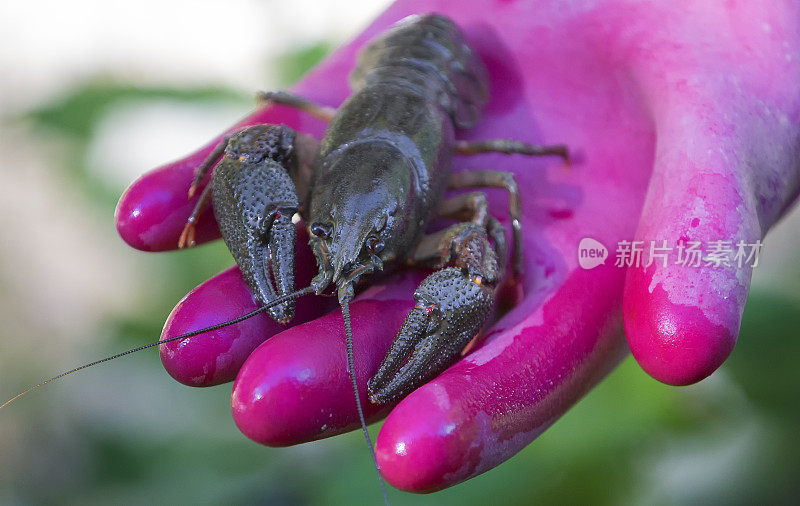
[188,136,230,199]
[178,179,213,249]
[256,90,337,123]
[447,169,524,277]
[453,138,568,162]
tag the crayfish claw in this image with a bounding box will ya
[208,125,302,324]
[367,267,494,404]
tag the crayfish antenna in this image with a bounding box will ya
[340,297,391,506]
[0,286,314,411]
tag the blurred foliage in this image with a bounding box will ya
[2,40,799,506]
[24,81,245,143]
[20,79,249,209]
[274,42,333,86]
[726,293,800,420]
[16,79,251,329]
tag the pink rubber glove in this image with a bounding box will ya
[115,0,800,493]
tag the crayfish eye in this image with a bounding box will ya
[310,222,332,239]
[366,235,385,254]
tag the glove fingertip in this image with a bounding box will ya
[160,266,273,386]
[115,158,221,251]
[624,268,738,385]
[230,296,411,446]
[376,389,462,493]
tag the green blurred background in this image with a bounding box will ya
[1,1,798,504]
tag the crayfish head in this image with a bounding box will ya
[307,183,394,296]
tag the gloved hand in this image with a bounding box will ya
[115,0,800,493]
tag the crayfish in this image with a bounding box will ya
[178,13,567,405]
